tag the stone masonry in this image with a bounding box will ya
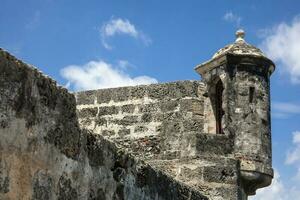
[76,81,241,200]
[0,30,275,200]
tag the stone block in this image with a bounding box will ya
[202,166,237,184]
[98,106,118,116]
[95,117,107,126]
[75,90,95,105]
[153,112,183,122]
[77,107,98,118]
[118,128,130,136]
[183,119,203,132]
[161,121,182,134]
[159,100,179,112]
[113,116,139,126]
[180,99,204,115]
[139,103,159,113]
[109,87,131,102]
[134,126,148,133]
[120,104,136,113]
[129,86,147,99]
[96,89,113,103]
[102,130,116,137]
[196,134,234,155]
[141,113,153,123]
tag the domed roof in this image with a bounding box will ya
[195,30,275,76]
[212,29,267,59]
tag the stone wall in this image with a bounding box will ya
[0,47,271,200]
[0,48,208,200]
[76,82,243,200]
[76,81,206,161]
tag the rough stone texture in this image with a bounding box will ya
[0,48,207,200]
[75,82,242,199]
[195,32,275,197]
[76,81,206,161]
[0,30,274,200]
[75,32,274,199]
[198,57,273,177]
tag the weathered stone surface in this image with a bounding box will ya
[86,131,116,167]
[32,170,53,200]
[57,173,78,200]
[196,134,234,155]
[77,107,98,118]
[88,188,106,200]
[121,104,136,113]
[159,100,179,112]
[141,113,152,122]
[202,165,237,184]
[134,125,148,133]
[0,48,208,200]
[180,99,204,115]
[118,128,130,136]
[0,29,275,200]
[0,158,9,194]
[195,30,274,197]
[113,115,139,126]
[98,106,118,116]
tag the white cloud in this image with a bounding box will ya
[286,131,300,165]
[272,101,300,118]
[284,131,300,192]
[100,18,151,49]
[286,131,300,184]
[249,165,300,200]
[60,60,157,91]
[294,131,300,143]
[117,60,134,70]
[223,11,242,27]
[260,16,300,84]
[273,102,300,114]
[251,169,300,200]
[250,170,285,200]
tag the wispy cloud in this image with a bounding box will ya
[286,131,300,166]
[60,60,157,91]
[260,16,300,84]
[251,169,300,200]
[117,60,135,70]
[285,131,300,189]
[223,11,242,27]
[272,101,300,118]
[100,18,151,50]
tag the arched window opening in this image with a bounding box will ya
[215,80,224,134]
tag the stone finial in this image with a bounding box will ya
[235,29,245,43]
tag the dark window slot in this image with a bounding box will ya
[215,80,224,134]
[249,87,255,103]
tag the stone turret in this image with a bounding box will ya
[195,30,275,197]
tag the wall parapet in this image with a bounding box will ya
[0,48,208,200]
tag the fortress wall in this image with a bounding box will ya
[0,48,208,200]
[75,81,206,160]
[76,80,236,160]
[75,82,242,200]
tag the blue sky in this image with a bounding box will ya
[1,0,300,199]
